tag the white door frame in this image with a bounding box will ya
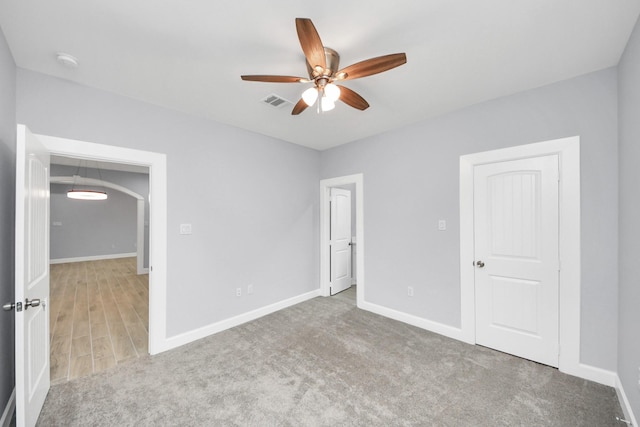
[36,133,168,355]
[49,176,148,275]
[458,135,606,382]
[320,174,364,307]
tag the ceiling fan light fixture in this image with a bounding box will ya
[240,18,406,115]
[302,87,319,106]
[324,83,340,102]
[67,189,108,200]
[321,96,335,112]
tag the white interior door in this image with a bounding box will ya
[474,155,559,367]
[15,124,50,426]
[330,188,352,295]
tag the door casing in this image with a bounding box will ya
[36,132,168,355]
[458,136,604,382]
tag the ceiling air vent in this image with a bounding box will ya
[262,94,292,109]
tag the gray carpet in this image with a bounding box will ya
[37,288,623,426]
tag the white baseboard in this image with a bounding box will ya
[616,375,638,427]
[359,301,623,390]
[359,300,466,342]
[1,388,15,427]
[559,362,616,387]
[162,289,321,352]
[50,252,137,264]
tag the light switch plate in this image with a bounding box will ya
[179,224,192,235]
[438,220,446,231]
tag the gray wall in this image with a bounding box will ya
[321,68,619,371]
[0,28,15,419]
[618,15,640,418]
[17,69,320,337]
[50,164,150,266]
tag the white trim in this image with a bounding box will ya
[136,199,146,274]
[37,133,168,355]
[568,364,616,387]
[162,290,321,352]
[50,252,138,264]
[0,388,15,427]
[359,300,466,342]
[320,174,365,308]
[616,375,639,427]
[460,136,582,374]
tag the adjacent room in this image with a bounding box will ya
[48,160,150,383]
[1,1,639,426]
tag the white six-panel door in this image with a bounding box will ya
[330,188,352,295]
[474,155,559,367]
[15,125,50,426]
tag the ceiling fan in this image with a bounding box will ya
[241,18,407,115]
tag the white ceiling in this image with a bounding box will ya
[1,1,639,151]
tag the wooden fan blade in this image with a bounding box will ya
[337,85,370,110]
[291,98,309,115]
[295,18,326,71]
[241,75,306,83]
[336,53,407,81]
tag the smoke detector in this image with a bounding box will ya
[56,53,79,69]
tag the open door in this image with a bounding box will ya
[15,124,50,426]
[330,188,352,295]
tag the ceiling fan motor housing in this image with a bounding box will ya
[306,47,340,84]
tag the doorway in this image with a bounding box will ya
[48,160,151,382]
[459,136,592,380]
[36,132,168,355]
[320,174,364,307]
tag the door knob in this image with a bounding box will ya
[2,302,14,312]
[475,260,485,268]
[25,298,40,309]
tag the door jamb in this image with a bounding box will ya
[320,174,364,307]
[37,133,168,355]
[459,136,585,378]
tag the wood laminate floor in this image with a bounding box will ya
[49,257,148,384]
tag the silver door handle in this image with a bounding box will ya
[25,298,40,309]
[2,302,14,312]
[475,260,485,268]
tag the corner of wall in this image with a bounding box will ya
[616,375,638,427]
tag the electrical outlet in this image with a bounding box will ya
[407,286,414,297]
[247,284,254,295]
[236,287,242,297]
